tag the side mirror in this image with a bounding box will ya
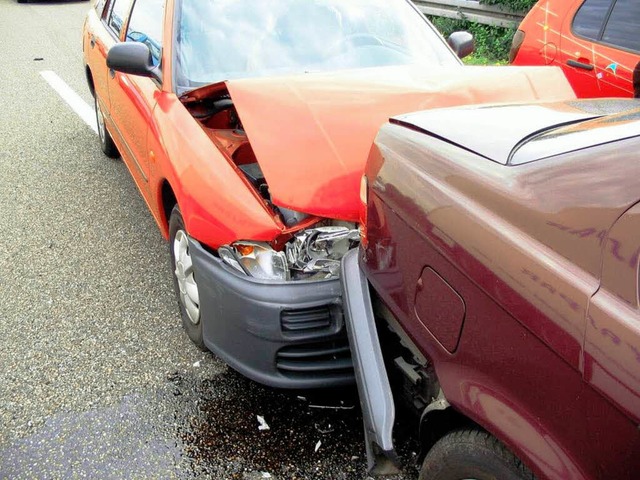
[107,42,160,80]
[447,31,474,59]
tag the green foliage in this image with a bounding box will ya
[480,0,537,11]
[428,0,538,64]
[429,16,515,63]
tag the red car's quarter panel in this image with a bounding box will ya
[512,0,640,98]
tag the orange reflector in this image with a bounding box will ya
[236,244,254,256]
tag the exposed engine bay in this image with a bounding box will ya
[181,85,359,281]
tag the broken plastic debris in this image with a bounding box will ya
[315,422,334,434]
[193,360,201,367]
[314,440,322,452]
[257,415,270,431]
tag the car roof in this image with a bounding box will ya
[392,98,640,165]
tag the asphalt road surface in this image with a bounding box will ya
[0,1,418,478]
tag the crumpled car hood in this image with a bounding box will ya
[226,65,575,222]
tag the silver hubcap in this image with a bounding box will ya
[95,96,106,145]
[173,230,201,325]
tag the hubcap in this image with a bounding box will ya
[95,96,106,145]
[173,230,201,325]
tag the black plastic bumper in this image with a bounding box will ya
[189,237,354,389]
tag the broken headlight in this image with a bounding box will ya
[219,242,289,281]
[219,225,359,281]
[286,226,360,279]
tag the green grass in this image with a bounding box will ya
[429,16,516,65]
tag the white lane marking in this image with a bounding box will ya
[40,70,97,134]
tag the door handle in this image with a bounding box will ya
[567,59,594,71]
[109,68,115,79]
[90,35,95,48]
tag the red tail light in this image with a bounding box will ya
[509,30,525,64]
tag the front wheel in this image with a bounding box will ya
[95,94,119,158]
[169,205,206,350]
[419,429,535,480]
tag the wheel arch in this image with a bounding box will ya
[419,403,477,459]
[159,179,178,239]
[422,370,589,480]
[85,65,96,99]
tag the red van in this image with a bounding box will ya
[510,0,640,98]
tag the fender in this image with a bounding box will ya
[432,365,589,480]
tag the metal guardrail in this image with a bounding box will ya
[413,0,526,28]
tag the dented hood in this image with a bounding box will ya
[226,65,575,222]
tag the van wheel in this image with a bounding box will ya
[169,205,206,351]
[419,429,534,480]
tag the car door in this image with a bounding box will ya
[86,0,133,119]
[107,0,165,186]
[561,0,640,98]
[592,0,640,97]
[559,0,610,97]
[584,202,640,478]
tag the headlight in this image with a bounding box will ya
[220,242,289,281]
[219,224,359,282]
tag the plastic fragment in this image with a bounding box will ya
[257,415,270,431]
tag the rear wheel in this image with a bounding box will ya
[95,94,119,158]
[419,429,534,480]
[169,205,206,350]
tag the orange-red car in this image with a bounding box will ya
[83,0,574,389]
[510,0,640,98]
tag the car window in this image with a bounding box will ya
[174,0,460,94]
[108,0,133,38]
[126,0,165,66]
[573,0,612,41]
[96,0,108,17]
[601,0,640,52]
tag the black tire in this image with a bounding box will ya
[95,94,119,158]
[419,429,535,480]
[169,205,206,351]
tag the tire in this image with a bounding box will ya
[169,205,206,351]
[419,429,535,480]
[95,94,119,158]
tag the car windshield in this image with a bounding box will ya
[174,0,460,93]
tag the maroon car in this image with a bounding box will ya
[342,98,640,479]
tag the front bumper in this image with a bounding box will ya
[341,248,398,474]
[189,237,354,389]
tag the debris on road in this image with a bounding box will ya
[257,415,270,431]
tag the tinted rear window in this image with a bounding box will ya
[573,0,640,52]
[573,0,611,40]
[601,0,640,52]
